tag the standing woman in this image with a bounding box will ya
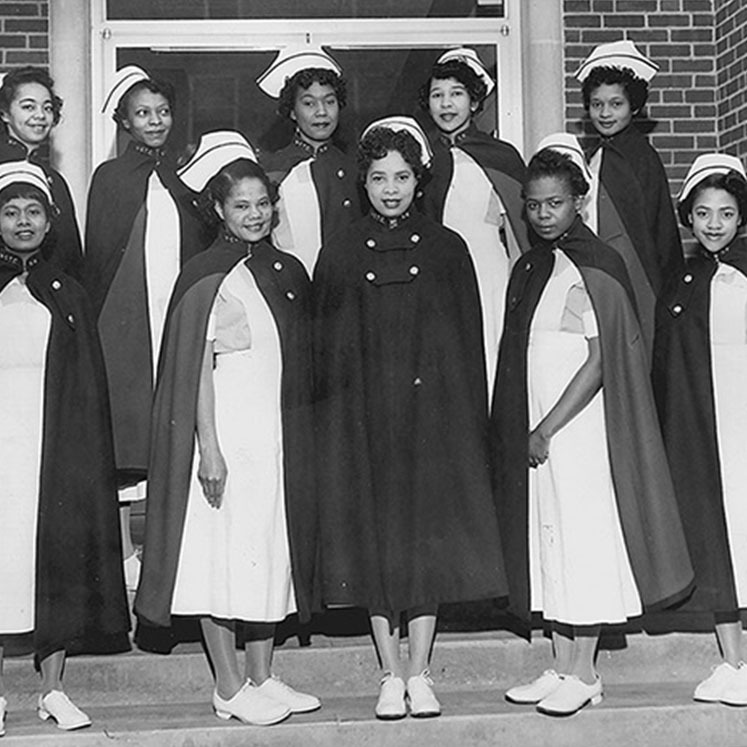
[135,131,318,726]
[576,40,684,355]
[84,66,206,590]
[257,47,360,276]
[0,162,129,736]
[315,117,506,720]
[492,149,693,716]
[654,154,747,705]
[0,67,82,278]
[420,48,529,402]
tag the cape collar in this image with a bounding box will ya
[368,208,412,230]
[131,141,168,162]
[293,131,330,157]
[439,122,478,148]
[0,246,41,274]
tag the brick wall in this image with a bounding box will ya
[716,0,747,158]
[0,2,48,69]
[562,0,718,196]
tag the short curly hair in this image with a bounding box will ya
[581,65,649,112]
[523,148,590,200]
[113,78,176,129]
[677,170,747,229]
[357,127,426,183]
[0,66,62,126]
[195,158,277,227]
[277,68,347,120]
[418,59,488,115]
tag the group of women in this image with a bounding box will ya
[2,36,747,736]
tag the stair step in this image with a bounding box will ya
[1,631,722,708]
[2,683,747,746]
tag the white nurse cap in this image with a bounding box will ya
[0,160,53,204]
[575,40,659,83]
[535,132,593,184]
[361,115,433,168]
[256,46,343,99]
[101,65,151,118]
[436,47,495,97]
[177,130,258,193]
[678,153,747,203]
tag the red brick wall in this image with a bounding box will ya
[716,0,747,158]
[0,2,48,69]
[563,0,718,196]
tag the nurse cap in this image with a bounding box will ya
[436,47,495,97]
[257,46,342,99]
[535,132,593,184]
[678,153,747,203]
[361,115,433,168]
[575,40,659,83]
[177,130,258,193]
[0,160,53,205]
[101,65,151,118]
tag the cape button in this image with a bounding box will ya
[286,290,295,301]
[365,271,376,282]
[409,265,419,276]
[66,313,75,324]
[411,233,420,243]
[51,279,62,290]
[342,198,351,207]
[366,238,376,248]
[413,376,422,386]
[683,273,693,283]
[337,168,345,179]
[273,261,283,271]
[672,304,683,315]
[525,261,532,271]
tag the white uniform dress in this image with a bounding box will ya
[527,250,642,625]
[171,261,296,622]
[710,263,747,604]
[0,276,50,632]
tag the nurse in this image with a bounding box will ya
[258,46,360,276]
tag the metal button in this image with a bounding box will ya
[273,261,283,271]
[366,272,376,282]
[411,233,420,243]
[66,313,75,323]
[672,304,683,315]
[51,279,61,290]
[366,239,376,248]
[337,169,345,178]
[683,273,693,283]
[342,199,351,207]
[525,262,532,271]
[409,265,419,276]
[286,291,295,301]
[413,377,422,386]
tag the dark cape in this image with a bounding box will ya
[423,124,531,255]
[135,235,317,627]
[0,133,83,279]
[589,124,684,353]
[653,240,747,612]
[314,210,507,612]
[491,217,694,625]
[261,135,361,249]
[0,250,130,659]
[84,140,208,482]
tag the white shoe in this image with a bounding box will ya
[256,676,321,713]
[536,674,603,716]
[505,669,562,704]
[38,691,91,731]
[123,552,141,592]
[0,695,6,737]
[695,661,747,705]
[375,672,406,720]
[406,669,441,718]
[213,680,290,726]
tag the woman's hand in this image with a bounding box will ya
[528,427,551,468]
[198,446,227,508]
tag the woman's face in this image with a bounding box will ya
[291,81,340,145]
[1,82,54,148]
[0,196,50,253]
[689,186,741,254]
[524,175,580,241]
[588,82,634,137]
[215,176,273,243]
[123,88,173,148]
[428,76,476,137]
[364,149,417,219]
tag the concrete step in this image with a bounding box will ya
[3,684,747,746]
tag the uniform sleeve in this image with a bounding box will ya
[560,282,598,338]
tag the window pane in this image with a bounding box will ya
[107,0,505,20]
